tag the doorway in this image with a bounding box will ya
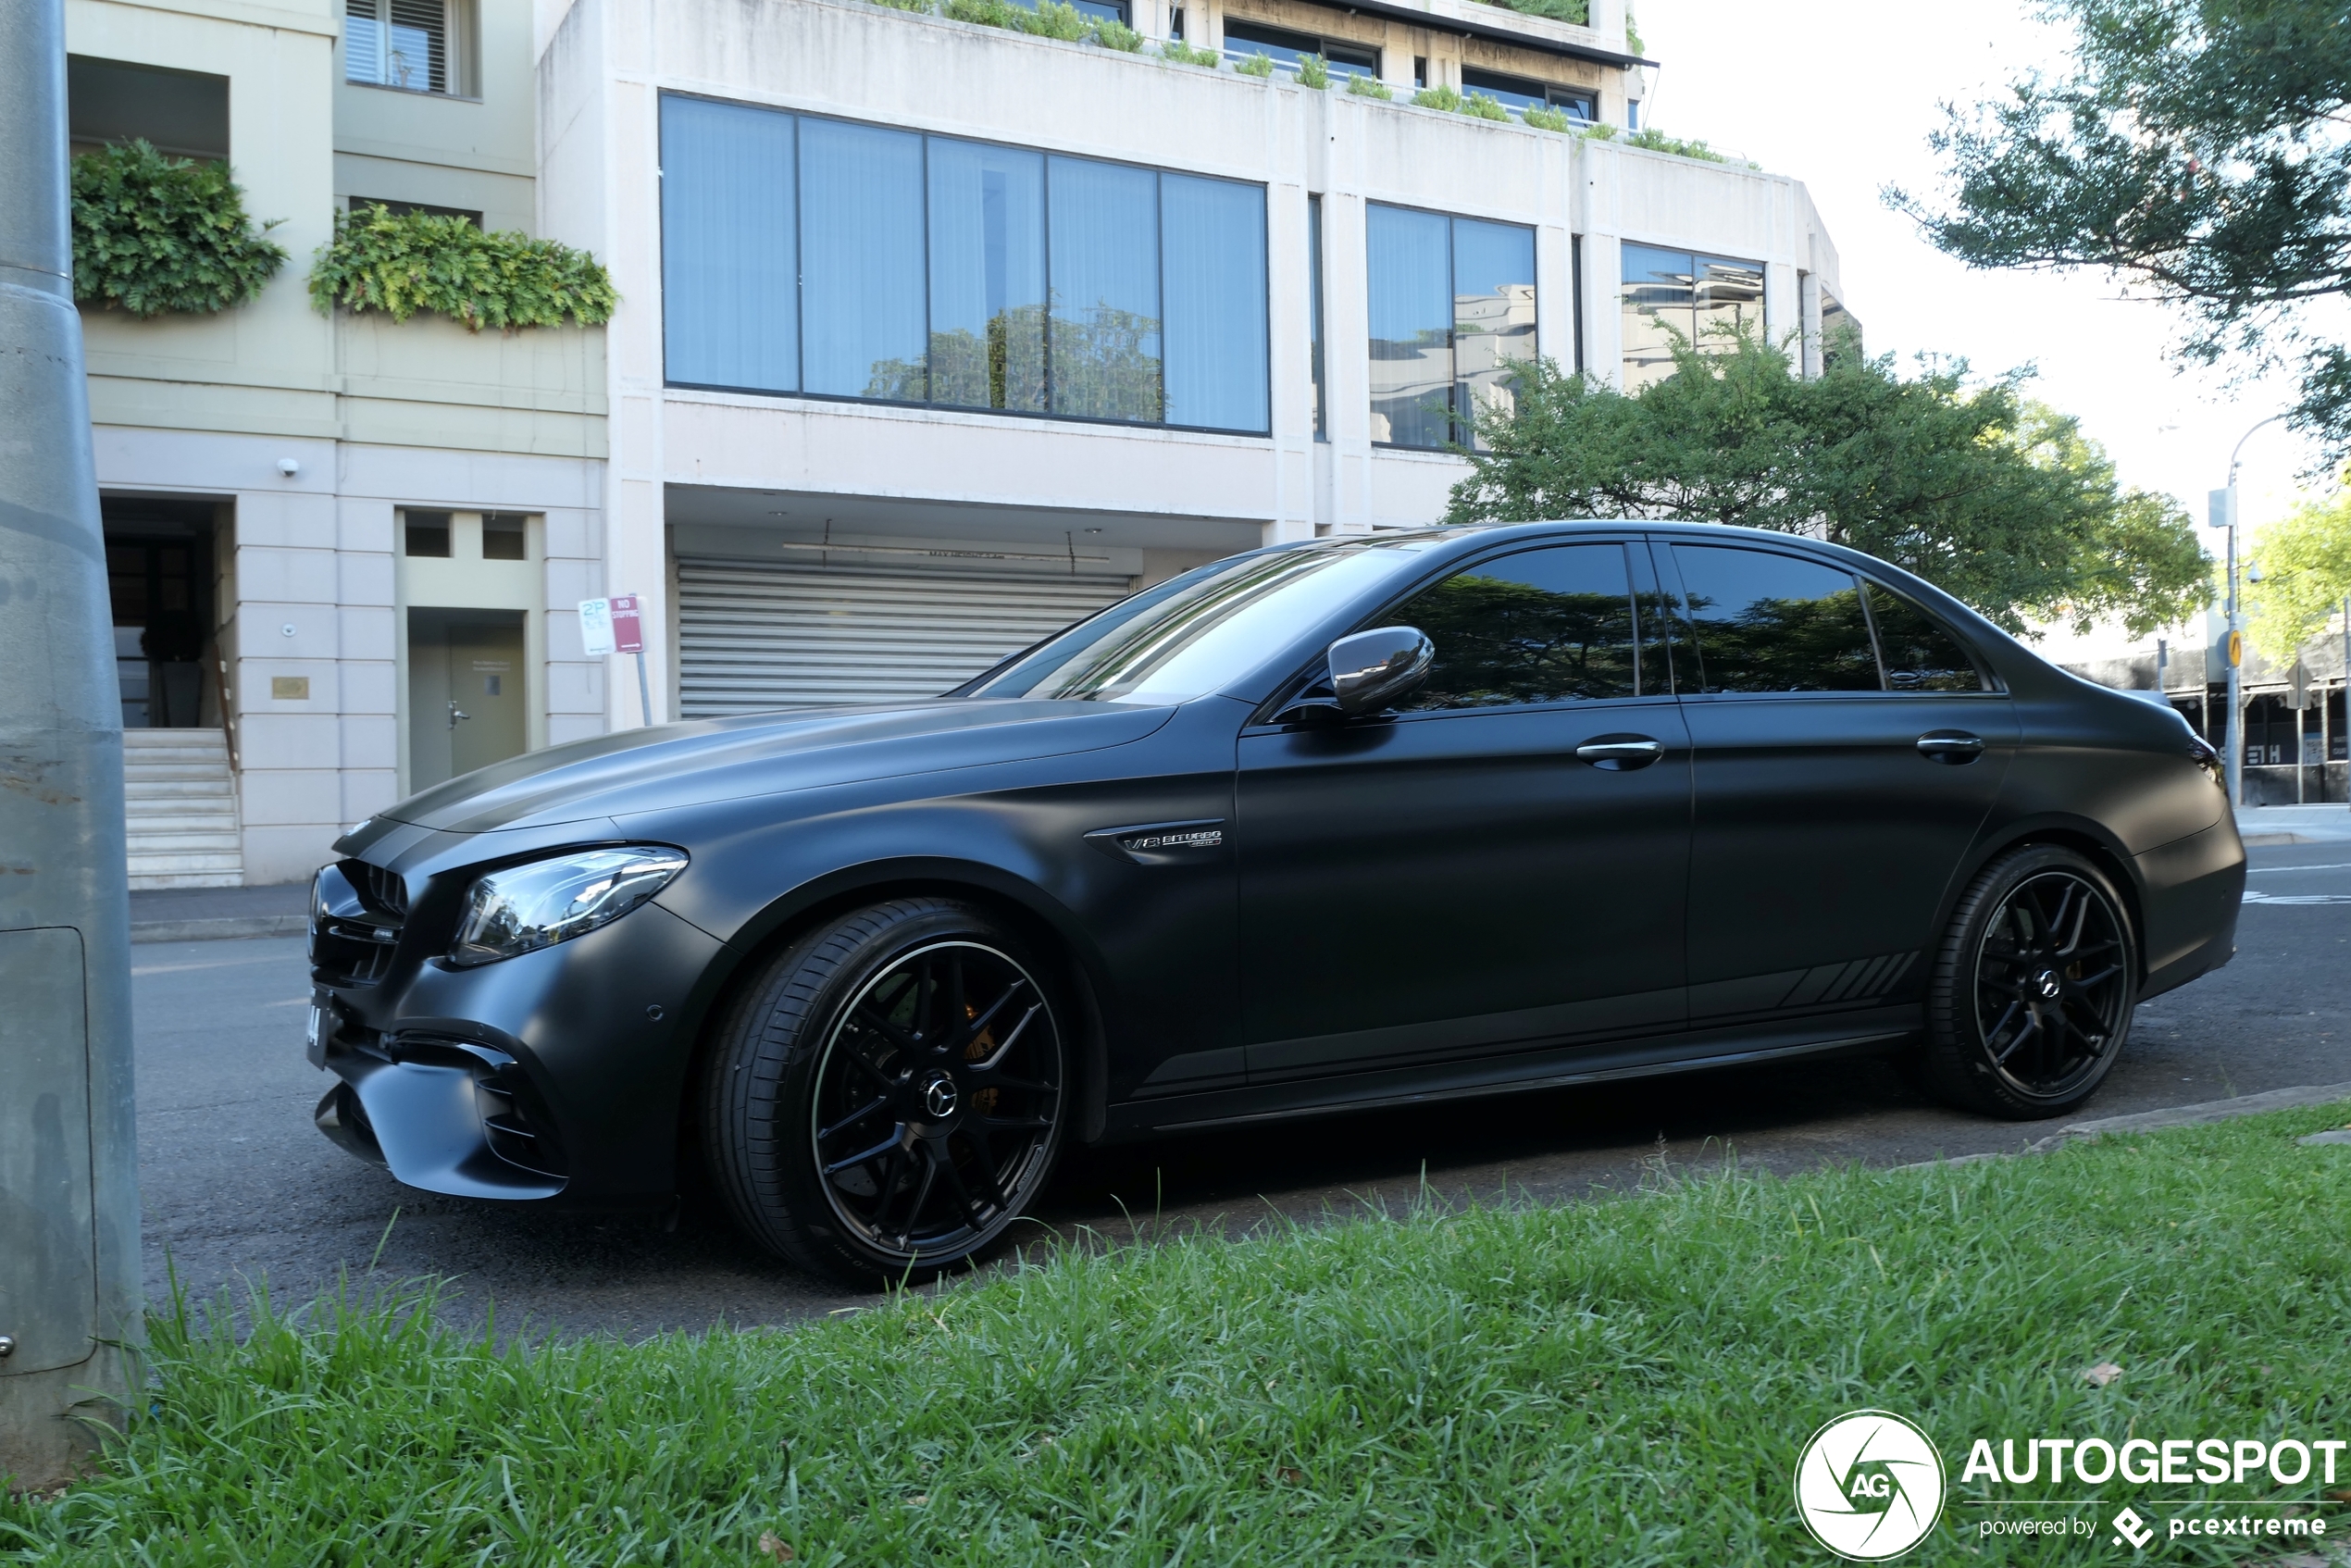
[102,497,219,729]
[407,609,529,790]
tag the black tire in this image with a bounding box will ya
[700,898,1069,1286]
[1919,845,2137,1119]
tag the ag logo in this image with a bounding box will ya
[1794,1410,1947,1561]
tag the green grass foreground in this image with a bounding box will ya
[6,1106,2351,1566]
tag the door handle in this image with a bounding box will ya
[1916,731,1984,764]
[447,701,471,730]
[1575,736,1664,770]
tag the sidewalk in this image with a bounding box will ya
[129,881,307,944]
[2236,803,2351,846]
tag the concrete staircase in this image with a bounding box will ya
[123,728,244,890]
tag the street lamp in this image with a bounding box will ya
[2212,413,2290,809]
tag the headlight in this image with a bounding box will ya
[448,846,688,967]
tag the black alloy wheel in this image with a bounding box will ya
[701,898,1067,1285]
[1920,845,2136,1119]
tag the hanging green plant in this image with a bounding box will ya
[308,204,616,331]
[69,141,287,317]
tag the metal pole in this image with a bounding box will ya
[634,649,653,728]
[2221,485,2245,807]
[0,0,143,1488]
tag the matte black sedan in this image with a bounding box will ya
[308,521,2242,1282]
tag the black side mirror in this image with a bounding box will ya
[1330,626,1434,715]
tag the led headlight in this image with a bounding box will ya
[448,846,688,967]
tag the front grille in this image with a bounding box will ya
[392,1035,568,1179]
[311,860,408,988]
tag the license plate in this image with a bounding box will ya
[305,992,329,1068]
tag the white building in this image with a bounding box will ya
[68,0,1853,884]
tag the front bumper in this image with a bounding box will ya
[309,858,728,1204]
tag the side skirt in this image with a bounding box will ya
[1102,1004,1919,1139]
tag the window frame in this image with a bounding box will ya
[1651,540,2004,701]
[656,93,1274,439]
[1221,19,1379,78]
[1620,243,1766,392]
[1364,198,1538,454]
[1459,67,1598,122]
[342,0,478,99]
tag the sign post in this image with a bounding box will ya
[579,594,653,728]
[2210,487,2245,808]
[0,0,143,1487]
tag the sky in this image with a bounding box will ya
[1636,0,2325,552]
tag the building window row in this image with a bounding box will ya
[660,94,1272,436]
[659,98,1784,449]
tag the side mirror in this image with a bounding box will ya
[1328,626,1434,716]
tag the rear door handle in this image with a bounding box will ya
[1575,736,1664,771]
[1916,731,1985,764]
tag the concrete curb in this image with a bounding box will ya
[1893,1081,2351,1173]
[131,915,308,944]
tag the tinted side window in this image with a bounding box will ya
[1672,545,1879,693]
[1393,543,1638,709]
[1865,584,1988,692]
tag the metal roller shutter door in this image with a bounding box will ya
[677,557,1136,716]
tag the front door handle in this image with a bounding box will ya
[448,701,471,730]
[1916,731,1985,764]
[1575,736,1664,771]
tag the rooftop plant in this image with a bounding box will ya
[1521,105,1574,131]
[308,204,616,330]
[1412,82,1464,111]
[1466,0,1589,22]
[1462,91,1511,120]
[1020,0,1088,41]
[69,141,287,317]
[1161,38,1218,66]
[1296,53,1330,88]
[1235,49,1275,77]
[1090,16,1142,49]
[1346,72,1393,99]
[1623,126,1728,163]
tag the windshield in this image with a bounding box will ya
[966,534,1452,704]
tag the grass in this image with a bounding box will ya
[7,1105,2351,1564]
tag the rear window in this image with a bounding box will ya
[1864,583,1989,691]
[1671,545,1880,693]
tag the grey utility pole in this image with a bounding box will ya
[2212,412,2291,809]
[0,0,143,1489]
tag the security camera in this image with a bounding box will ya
[277,457,301,477]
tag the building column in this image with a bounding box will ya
[1763,260,1798,359]
[1799,270,1824,378]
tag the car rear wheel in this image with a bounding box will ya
[700,898,1068,1286]
[1918,845,2136,1119]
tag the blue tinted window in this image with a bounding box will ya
[658,97,1267,434]
[1450,218,1536,451]
[1369,204,1534,449]
[1049,156,1162,423]
[927,140,1048,412]
[1367,205,1452,448]
[661,96,797,392]
[800,119,927,399]
[1162,173,1268,433]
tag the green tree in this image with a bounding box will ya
[1445,330,2212,635]
[1890,0,2351,464]
[2244,490,2351,660]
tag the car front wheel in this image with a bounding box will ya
[700,898,1068,1285]
[1918,845,2137,1119]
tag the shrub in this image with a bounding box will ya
[69,141,287,317]
[1581,121,1620,142]
[1412,83,1463,112]
[868,0,933,11]
[1462,92,1510,120]
[308,204,616,330]
[1624,126,1727,162]
[1089,16,1142,49]
[1161,38,1218,66]
[1521,105,1573,131]
[943,0,1020,25]
[1468,0,1587,19]
[1346,73,1393,99]
[1018,0,1088,40]
[1235,50,1274,77]
[1297,53,1330,88]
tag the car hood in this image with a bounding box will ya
[374,700,1180,835]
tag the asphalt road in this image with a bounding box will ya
[136,836,2351,1338]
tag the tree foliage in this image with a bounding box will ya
[1445,330,2213,636]
[70,141,287,317]
[2244,489,2351,661]
[1890,0,2351,465]
[308,205,616,331]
